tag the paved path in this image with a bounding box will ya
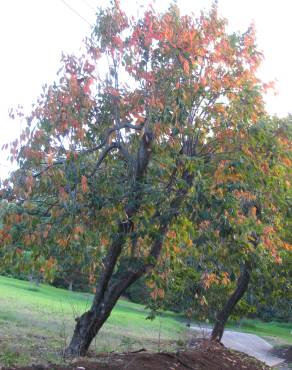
[190,325,285,367]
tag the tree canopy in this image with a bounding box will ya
[0,1,290,356]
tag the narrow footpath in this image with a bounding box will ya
[191,326,285,367]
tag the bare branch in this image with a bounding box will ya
[89,142,120,177]
[82,122,144,155]
[32,160,64,178]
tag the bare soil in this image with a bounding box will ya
[3,340,271,370]
[271,345,292,370]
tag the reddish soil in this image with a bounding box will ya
[3,340,270,370]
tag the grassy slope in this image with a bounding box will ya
[0,276,186,367]
[0,276,291,367]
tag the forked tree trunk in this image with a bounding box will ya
[65,137,195,356]
[65,201,183,355]
[211,263,251,342]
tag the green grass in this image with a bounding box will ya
[0,276,187,367]
[227,319,292,344]
[1,275,291,367]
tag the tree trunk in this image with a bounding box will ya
[65,137,195,356]
[211,208,260,342]
[64,218,170,355]
[65,132,153,356]
[65,180,194,356]
[211,263,251,342]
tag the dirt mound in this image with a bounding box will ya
[271,345,292,363]
[284,346,292,362]
[3,340,270,370]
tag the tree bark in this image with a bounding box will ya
[211,203,260,342]
[65,190,190,356]
[211,263,251,342]
[64,223,169,356]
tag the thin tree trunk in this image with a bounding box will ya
[211,205,260,342]
[211,263,251,342]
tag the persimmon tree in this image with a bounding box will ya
[0,2,267,355]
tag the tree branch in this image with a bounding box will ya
[32,160,64,178]
[83,122,144,155]
[89,142,120,177]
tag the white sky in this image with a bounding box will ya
[0,0,291,179]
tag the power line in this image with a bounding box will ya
[0,163,14,170]
[79,0,96,13]
[59,0,92,26]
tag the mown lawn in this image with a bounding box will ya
[0,276,186,367]
[1,275,291,368]
[228,319,292,344]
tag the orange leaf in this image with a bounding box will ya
[282,157,292,166]
[250,206,257,218]
[283,242,292,251]
[81,176,89,193]
[47,152,53,166]
[183,59,190,74]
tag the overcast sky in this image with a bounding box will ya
[0,0,291,179]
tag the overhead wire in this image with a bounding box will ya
[79,0,97,13]
[59,0,92,26]
[0,163,14,170]
[1,2,97,179]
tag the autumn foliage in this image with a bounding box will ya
[0,1,291,356]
